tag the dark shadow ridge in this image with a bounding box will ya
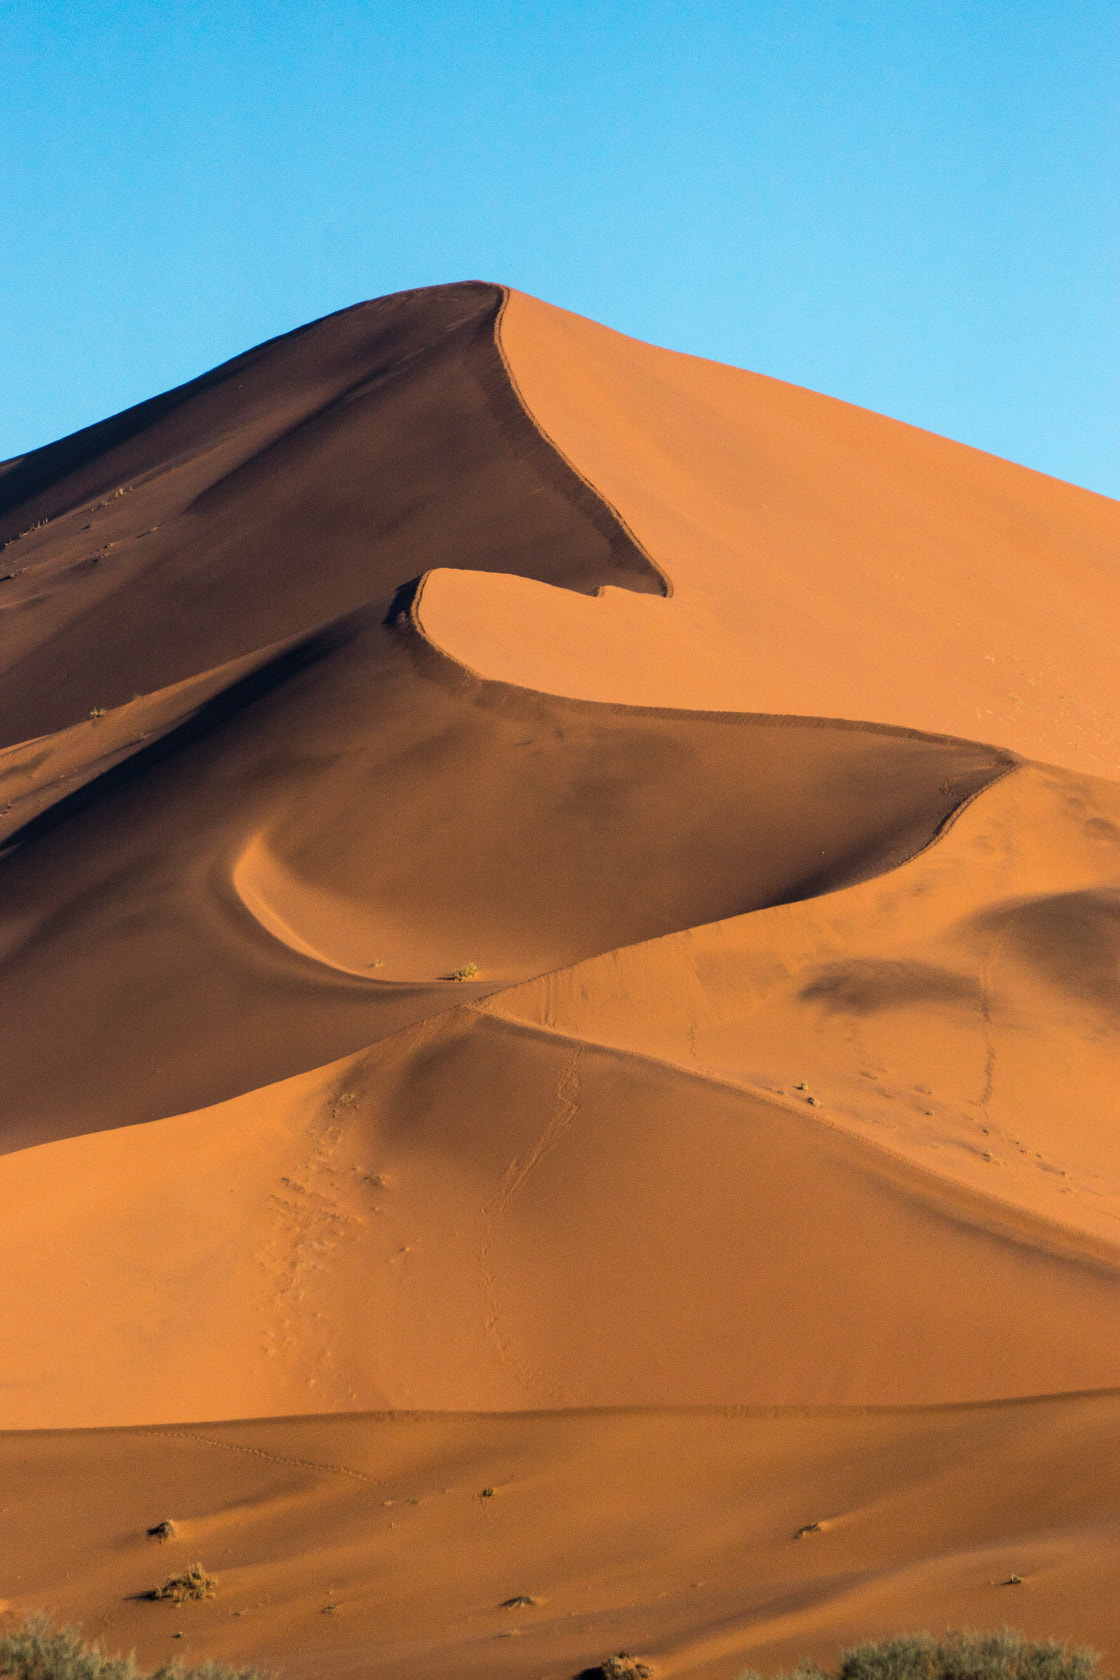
[800,959,984,1016]
[972,889,1120,1015]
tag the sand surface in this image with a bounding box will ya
[1,283,1118,1677]
[4,1400,1120,1679]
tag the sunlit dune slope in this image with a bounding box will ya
[5,973,1120,1428]
[422,290,1120,777]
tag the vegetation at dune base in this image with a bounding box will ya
[733,1630,1109,1680]
[1,1620,1105,1680]
[0,1617,270,1680]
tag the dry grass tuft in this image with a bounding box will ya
[147,1563,218,1604]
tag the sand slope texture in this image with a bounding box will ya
[1,283,1118,1679]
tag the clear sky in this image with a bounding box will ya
[3,0,1117,497]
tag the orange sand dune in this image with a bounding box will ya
[2,284,1119,1677]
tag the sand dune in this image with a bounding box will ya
[1,283,1118,1676]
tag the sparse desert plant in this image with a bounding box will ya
[88,707,107,720]
[591,1657,653,1680]
[147,1563,219,1604]
[448,962,478,981]
[0,1615,269,1680]
[734,1630,1106,1680]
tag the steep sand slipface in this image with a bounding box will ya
[1,286,1119,1675]
[421,289,1120,776]
[0,282,660,745]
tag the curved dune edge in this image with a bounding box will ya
[0,592,1012,1153]
[207,571,1013,986]
[411,287,1120,778]
[231,832,423,981]
[491,285,674,600]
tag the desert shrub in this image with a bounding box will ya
[448,963,478,981]
[0,1618,137,1680]
[147,1564,219,1604]
[590,1657,653,1679]
[0,1616,269,1680]
[736,1631,1106,1680]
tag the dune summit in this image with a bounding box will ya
[1,284,1119,1679]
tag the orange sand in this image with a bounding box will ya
[1,284,1118,1678]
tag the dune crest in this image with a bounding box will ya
[420,289,1120,777]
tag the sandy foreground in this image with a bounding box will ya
[0,283,1118,1677]
[4,1398,1120,1680]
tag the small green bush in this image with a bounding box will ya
[736,1631,1106,1680]
[448,962,478,981]
[0,1616,269,1680]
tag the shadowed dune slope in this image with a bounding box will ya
[0,282,659,745]
[422,289,1120,777]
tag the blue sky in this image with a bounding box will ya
[3,1,1117,496]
